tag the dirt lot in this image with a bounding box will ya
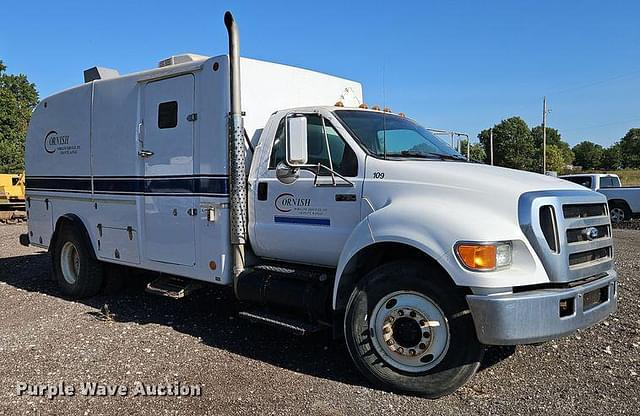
[0,224,638,415]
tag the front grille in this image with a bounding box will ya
[566,224,610,243]
[519,191,614,283]
[563,203,607,219]
[569,246,611,267]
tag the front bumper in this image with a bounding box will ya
[466,271,617,345]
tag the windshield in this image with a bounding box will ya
[334,110,465,160]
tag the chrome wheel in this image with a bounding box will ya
[60,241,80,284]
[369,291,450,373]
[610,207,625,223]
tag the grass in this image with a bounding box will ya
[587,169,640,186]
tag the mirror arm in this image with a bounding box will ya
[320,116,336,186]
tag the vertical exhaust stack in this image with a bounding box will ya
[224,11,247,282]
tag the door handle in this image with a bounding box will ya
[138,149,154,158]
[257,182,268,201]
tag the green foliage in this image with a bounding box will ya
[0,60,38,173]
[572,141,604,170]
[457,139,487,162]
[531,125,574,171]
[619,128,640,168]
[601,142,622,170]
[478,117,536,170]
[545,144,567,173]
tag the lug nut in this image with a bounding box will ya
[420,320,427,326]
[398,310,404,316]
[409,349,416,356]
[386,339,394,346]
[409,311,417,318]
[423,332,430,339]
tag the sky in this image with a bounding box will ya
[2,0,639,147]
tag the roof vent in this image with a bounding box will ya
[158,53,208,68]
[83,67,120,83]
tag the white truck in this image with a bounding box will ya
[561,173,640,223]
[21,12,617,397]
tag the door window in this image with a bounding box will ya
[158,101,178,129]
[269,114,357,177]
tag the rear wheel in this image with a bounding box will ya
[609,202,631,223]
[52,224,104,298]
[344,260,484,397]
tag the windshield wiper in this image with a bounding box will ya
[425,152,467,161]
[386,151,466,161]
[386,151,435,159]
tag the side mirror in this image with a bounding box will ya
[275,161,299,184]
[286,116,308,165]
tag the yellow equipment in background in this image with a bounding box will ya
[0,172,25,209]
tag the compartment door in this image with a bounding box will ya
[141,75,196,266]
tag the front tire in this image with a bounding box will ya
[344,260,484,398]
[52,225,104,298]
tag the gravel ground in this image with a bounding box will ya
[0,224,638,415]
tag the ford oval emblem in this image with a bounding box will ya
[583,227,599,241]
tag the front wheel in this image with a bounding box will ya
[344,260,484,397]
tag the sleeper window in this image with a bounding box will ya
[158,101,178,129]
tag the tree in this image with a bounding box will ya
[545,144,567,173]
[601,143,622,170]
[0,60,39,173]
[458,139,487,162]
[619,128,640,168]
[531,125,574,170]
[478,117,536,170]
[572,141,604,170]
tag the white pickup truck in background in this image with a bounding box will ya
[560,173,640,223]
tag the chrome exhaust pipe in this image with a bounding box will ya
[224,11,247,283]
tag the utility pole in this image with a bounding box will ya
[489,128,494,165]
[542,96,547,174]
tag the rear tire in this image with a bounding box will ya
[52,224,104,298]
[344,260,484,398]
[609,202,631,223]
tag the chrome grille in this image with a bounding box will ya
[519,190,614,283]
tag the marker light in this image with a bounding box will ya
[334,101,344,107]
[455,242,512,271]
[359,103,369,109]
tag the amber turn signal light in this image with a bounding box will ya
[456,244,497,271]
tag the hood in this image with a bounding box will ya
[374,159,586,199]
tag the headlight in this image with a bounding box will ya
[455,241,512,272]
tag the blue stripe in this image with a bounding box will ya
[26,175,229,196]
[274,216,331,226]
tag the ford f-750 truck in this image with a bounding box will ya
[21,12,617,397]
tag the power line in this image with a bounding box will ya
[546,68,640,96]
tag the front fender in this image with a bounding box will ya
[332,202,451,310]
[333,194,550,309]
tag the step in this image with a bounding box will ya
[145,275,202,299]
[238,310,325,336]
[252,264,330,282]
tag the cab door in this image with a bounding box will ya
[141,74,196,266]
[252,113,363,266]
